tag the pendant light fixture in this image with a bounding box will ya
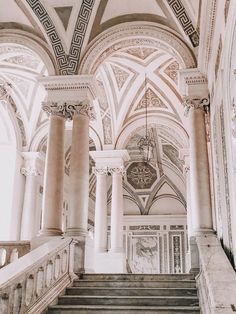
[137,74,154,163]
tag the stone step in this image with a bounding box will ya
[48,305,201,314]
[66,287,198,297]
[73,279,196,288]
[79,273,195,281]
[58,295,199,307]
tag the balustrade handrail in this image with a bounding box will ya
[0,241,30,268]
[0,237,77,314]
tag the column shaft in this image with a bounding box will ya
[94,171,107,252]
[41,114,65,236]
[189,106,213,234]
[110,171,123,252]
[66,113,89,236]
[21,174,38,240]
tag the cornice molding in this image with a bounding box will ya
[198,0,217,74]
[179,68,208,98]
[38,75,96,100]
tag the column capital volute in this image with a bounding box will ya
[42,100,95,121]
[183,96,210,116]
[21,152,44,176]
[39,75,96,120]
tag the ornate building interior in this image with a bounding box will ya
[0,0,236,313]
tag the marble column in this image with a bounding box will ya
[39,103,66,236]
[184,97,213,235]
[66,101,95,237]
[93,167,108,252]
[109,167,126,253]
[20,152,42,240]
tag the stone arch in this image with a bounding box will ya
[79,22,196,75]
[0,29,57,75]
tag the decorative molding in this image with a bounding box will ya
[26,0,95,75]
[231,99,236,138]
[42,100,95,121]
[198,0,217,74]
[0,82,12,102]
[167,0,199,47]
[39,75,96,100]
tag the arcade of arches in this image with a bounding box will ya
[1,0,236,312]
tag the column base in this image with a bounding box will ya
[31,235,63,249]
[66,228,87,237]
[38,228,63,237]
[186,236,200,273]
[192,228,215,236]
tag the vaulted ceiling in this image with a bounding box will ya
[0,0,200,214]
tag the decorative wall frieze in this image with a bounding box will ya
[166,0,199,47]
[39,75,96,101]
[183,96,210,116]
[25,0,95,75]
[42,100,95,121]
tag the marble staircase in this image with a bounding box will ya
[47,273,200,314]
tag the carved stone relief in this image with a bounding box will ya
[127,162,157,190]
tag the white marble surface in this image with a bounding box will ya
[196,234,236,314]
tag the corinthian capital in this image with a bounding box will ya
[76,100,96,120]
[92,166,108,175]
[108,166,126,176]
[183,96,209,116]
[21,167,41,176]
[42,100,95,121]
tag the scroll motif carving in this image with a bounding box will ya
[42,101,95,121]
[108,166,126,176]
[92,167,108,175]
[21,167,41,176]
[183,96,210,116]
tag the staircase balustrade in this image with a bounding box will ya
[0,241,30,268]
[0,238,77,314]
